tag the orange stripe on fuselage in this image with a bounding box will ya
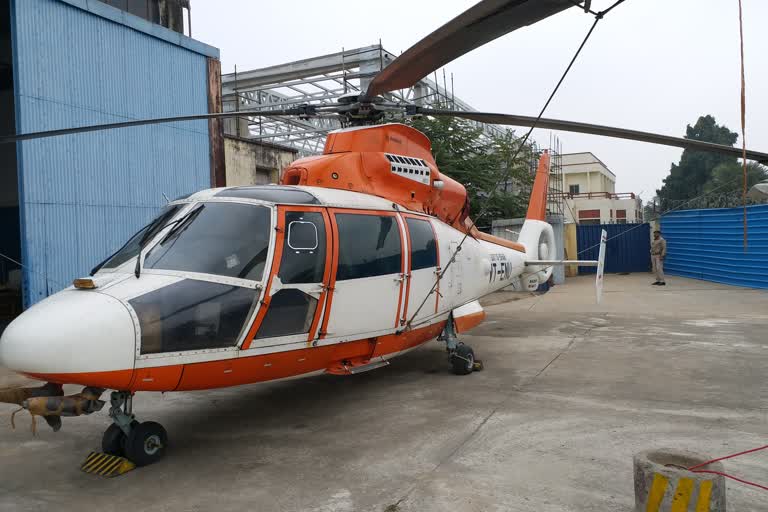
[453,310,486,333]
[21,322,447,392]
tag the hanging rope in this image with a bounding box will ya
[737,0,748,250]
[404,1,628,330]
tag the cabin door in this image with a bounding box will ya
[401,215,440,326]
[247,206,332,346]
[321,210,405,341]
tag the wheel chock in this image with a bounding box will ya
[472,360,484,371]
[80,451,136,477]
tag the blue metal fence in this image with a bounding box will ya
[10,0,218,306]
[577,223,651,274]
[661,204,768,289]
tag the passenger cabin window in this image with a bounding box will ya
[143,202,271,281]
[256,211,326,339]
[131,280,257,354]
[406,218,437,270]
[335,214,401,280]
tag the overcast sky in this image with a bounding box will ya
[193,0,767,202]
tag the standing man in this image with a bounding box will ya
[651,230,666,286]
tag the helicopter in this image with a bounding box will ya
[1,0,767,469]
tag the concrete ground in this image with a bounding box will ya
[0,274,766,511]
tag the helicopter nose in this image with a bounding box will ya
[0,291,136,388]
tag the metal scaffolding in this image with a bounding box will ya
[547,134,565,218]
[221,44,505,155]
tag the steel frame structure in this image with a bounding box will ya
[221,44,506,155]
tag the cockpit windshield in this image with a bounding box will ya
[98,204,183,272]
[143,202,272,282]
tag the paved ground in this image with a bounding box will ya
[0,274,766,511]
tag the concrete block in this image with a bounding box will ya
[634,448,725,512]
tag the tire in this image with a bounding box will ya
[451,343,475,375]
[102,424,126,456]
[124,421,168,467]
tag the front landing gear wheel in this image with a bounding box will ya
[102,424,127,456]
[451,343,475,375]
[124,421,168,467]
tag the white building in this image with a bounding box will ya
[561,152,642,225]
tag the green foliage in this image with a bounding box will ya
[407,115,534,221]
[703,161,768,195]
[656,115,739,209]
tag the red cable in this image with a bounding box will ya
[690,470,768,492]
[687,445,768,492]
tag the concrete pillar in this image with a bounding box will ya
[564,223,578,277]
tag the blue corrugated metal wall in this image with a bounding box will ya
[661,205,768,289]
[577,223,651,274]
[10,0,218,305]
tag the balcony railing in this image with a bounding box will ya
[558,192,636,200]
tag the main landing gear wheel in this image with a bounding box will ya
[124,421,168,467]
[451,343,475,375]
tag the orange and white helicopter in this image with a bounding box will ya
[1,0,767,468]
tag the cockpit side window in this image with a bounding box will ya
[143,202,271,281]
[99,204,182,271]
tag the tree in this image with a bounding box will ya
[407,115,535,221]
[656,115,738,210]
[703,161,768,195]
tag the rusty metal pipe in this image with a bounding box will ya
[4,385,104,434]
[22,387,105,417]
[0,382,63,406]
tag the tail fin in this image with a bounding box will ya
[519,151,555,282]
[525,150,551,221]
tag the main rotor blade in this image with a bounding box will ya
[0,107,322,144]
[364,0,575,99]
[423,109,768,163]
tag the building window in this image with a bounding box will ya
[335,214,402,280]
[578,209,601,225]
[405,218,437,271]
[569,184,580,195]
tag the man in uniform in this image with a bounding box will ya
[651,230,666,286]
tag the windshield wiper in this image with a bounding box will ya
[134,204,205,278]
[91,209,175,276]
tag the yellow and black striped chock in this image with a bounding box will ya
[80,452,136,478]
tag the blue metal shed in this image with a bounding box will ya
[5,0,220,307]
[577,223,651,274]
[661,204,768,289]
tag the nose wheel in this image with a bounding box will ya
[103,392,168,466]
